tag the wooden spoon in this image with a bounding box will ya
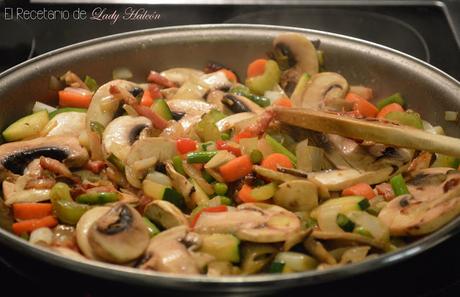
[273,107,460,157]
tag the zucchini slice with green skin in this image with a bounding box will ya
[49,107,87,119]
[152,99,173,121]
[199,233,240,263]
[2,110,49,142]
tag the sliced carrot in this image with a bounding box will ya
[13,203,53,220]
[220,69,238,83]
[140,88,153,107]
[58,90,92,108]
[346,93,378,118]
[247,59,267,78]
[342,183,376,200]
[238,184,255,203]
[273,97,293,108]
[176,138,198,154]
[261,153,293,171]
[377,103,404,119]
[12,215,58,235]
[219,155,253,182]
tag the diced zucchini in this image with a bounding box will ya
[199,233,240,263]
[358,198,370,210]
[346,210,390,242]
[312,196,364,233]
[385,111,423,129]
[336,213,355,232]
[268,261,285,273]
[152,99,173,120]
[163,187,186,210]
[431,154,460,168]
[195,112,222,142]
[250,183,277,201]
[273,252,318,273]
[49,107,86,119]
[142,180,167,200]
[376,92,405,110]
[206,109,226,123]
[2,110,49,141]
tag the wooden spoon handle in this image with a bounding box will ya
[274,107,460,157]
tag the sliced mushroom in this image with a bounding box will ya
[222,94,264,114]
[102,115,152,161]
[165,161,195,209]
[87,203,149,263]
[125,137,177,188]
[253,165,303,183]
[200,71,232,90]
[139,226,201,275]
[160,68,204,86]
[0,136,88,176]
[291,72,348,109]
[76,206,111,260]
[44,112,86,138]
[379,168,460,236]
[311,230,391,251]
[143,200,188,229]
[273,180,318,212]
[193,203,301,243]
[215,112,257,133]
[309,167,393,191]
[273,33,319,92]
[167,100,216,117]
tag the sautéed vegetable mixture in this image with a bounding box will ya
[1,33,459,276]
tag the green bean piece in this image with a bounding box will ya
[76,192,119,205]
[390,174,410,197]
[202,170,215,183]
[265,134,297,164]
[186,151,218,164]
[268,261,285,273]
[214,183,228,196]
[376,93,405,110]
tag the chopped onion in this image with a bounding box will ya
[29,227,53,245]
[296,139,324,172]
[423,120,445,135]
[32,101,56,113]
[4,189,51,205]
[264,90,284,103]
[112,67,133,80]
[64,87,92,96]
[444,111,458,122]
[123,104,138,116]
[145,171,172,187]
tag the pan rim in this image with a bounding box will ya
[0,23,459,291]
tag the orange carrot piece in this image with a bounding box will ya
[273,97,293,108]
[346,93,378,118]
[13,203,53,220]
[58,90,92,108]
[12,215,58,235]
[261,153,293,171]
[220,69,238,83]
[247,59,267,78]
[342,183,376,200]
[377,103,404,119]
[140,88,154,107]
[238,184,256,203]
[219,155,253,182]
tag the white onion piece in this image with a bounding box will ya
[33,101,56,113]
[145,171,172,187]
[4,189,51,205]
[112,67,133,80]
[64,87,92,96]
[29,227,53,245]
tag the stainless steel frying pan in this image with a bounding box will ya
[0,24,459,294]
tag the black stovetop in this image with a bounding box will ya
[0,1,459,296]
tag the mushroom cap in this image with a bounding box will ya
[291,72,349,109]
[45,112,86,138]
[88,203,150,264]
[102,115,152,161]
[76,206,111,260]
[143,200,188,229]
[273,33,319,76]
